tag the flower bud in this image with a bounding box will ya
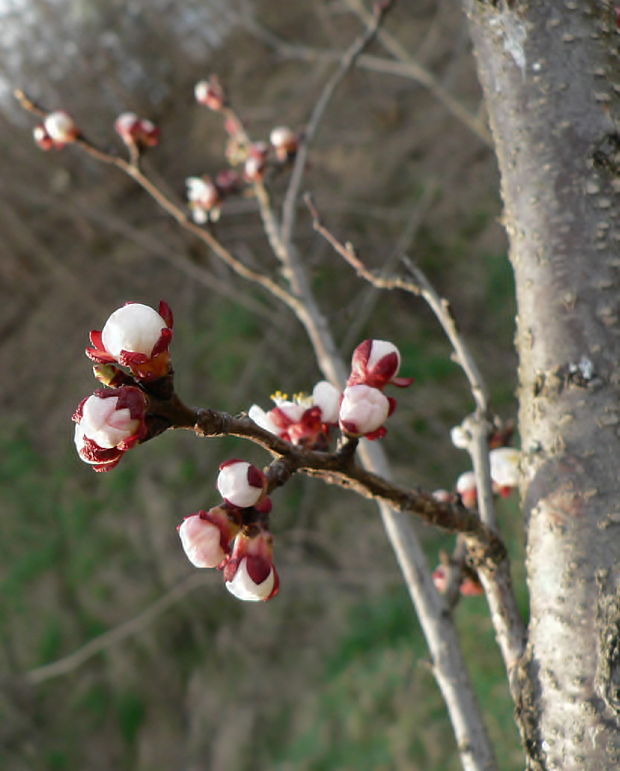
[73,386,147,472]
[224,530,279,602]
[216,459,266,509]
[33,124,54,151]
[178,507,240,568]
[194,76,225,110]
[456,470,477,508]
[86,301,173,381]
[338,384,390,439]
[269,125,299,161]
[348,339,413,389]
[44,111,78,144]
[114,112,160,148]
[186,176,221,223]
[450,425,469,450]
[243,144,268,182]
[489,447,520,489]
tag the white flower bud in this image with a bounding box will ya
[339,384,390,436]
[101,303,166,359]
[216,461,265,509]
[178,514,226,568]
[225,559,276,602]
[450,425,469,450]
[269,126,295,147]
[44,111,78,143]
[312,380,341,424]
[489,447,521,488]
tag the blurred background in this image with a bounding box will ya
[0,1,525,768]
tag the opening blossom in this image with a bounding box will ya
[186,176,222,223]
[347,339,413,390]
[178,507,240,568]
[86,301,173,381]
[73,386,147,472]
[248,381,341,448]
[216,460,267,509]
[223,530,279,602]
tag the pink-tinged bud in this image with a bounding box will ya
[312,380,341,424]
[348,339,413,389]
[489,447,520,488]
[456,471,477,508]
[224,530,279,602]
[432,566,448,593]
[178,507,240,568]
[269,125,299,161]
[186,176,221,223]
[44,111,78,144]
[338,384,390,439]
[114,112,160,148]
[33,124,54,150]
[86,301,173,381]
[73,386,147,472]
[194,76,225,110]
[216,459,267,509]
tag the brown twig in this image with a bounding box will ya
[280,0,396,254]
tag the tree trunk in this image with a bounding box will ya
[461,1,620,768]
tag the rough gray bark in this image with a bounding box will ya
[462,1,620,768]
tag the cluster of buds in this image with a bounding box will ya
[178,460,279,601]
[114,112,160,150]
[452,446,521,508]
[249,380,340,449]
[73,301,174,472]
[33,110,79,150]
[339,339,412,439]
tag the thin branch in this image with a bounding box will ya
[306,194,527,686]
[280,0,396,253]
[25,573,213,684]
[233,14,491,146]
[14,89,303,319]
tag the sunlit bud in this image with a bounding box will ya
[432,489,452,503]
[194,76,226,110]
[450,425,469,450]
[339,384,390,439]
[312,380,341,424]
[114,112,160,148]
[348,339,413,389]
[224,530,279,602]
[489,447,520,488]
[33,124,54,150]
[178,506,240,568]
[73,386,147,472]
[216,459,267,509]
[269,125,299,161]
[456,470,477,508]
[86,301,173,381]
[44,111,78,144]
